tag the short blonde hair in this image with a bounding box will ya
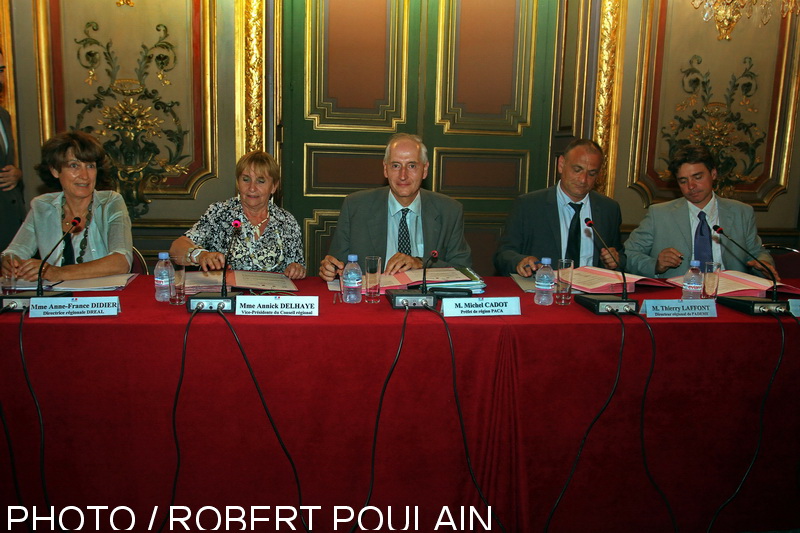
[235,150,282,196]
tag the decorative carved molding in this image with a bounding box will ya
[239,0,265,154]
[593,0,625,197]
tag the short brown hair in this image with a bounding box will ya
[667,144,717,177]
[36,130,110,189]
[562,138,604,159]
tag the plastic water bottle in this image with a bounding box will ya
[682,260,703,300]
[534,257,555,306]
[341,254,363,304]
[154,251,175,302]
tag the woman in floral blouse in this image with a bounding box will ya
[170,151,306,279]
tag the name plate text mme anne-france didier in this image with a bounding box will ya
[236,295,319,316]
[442,297,520,317]
[641,299,717,318]
[29,297,121,318]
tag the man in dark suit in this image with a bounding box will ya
[624,144,777,279]
[493,138,624,276]
[0,47,25,251]
[318,133,472,281]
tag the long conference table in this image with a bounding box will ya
[1,275,799,532]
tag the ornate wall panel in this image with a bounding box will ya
[305,0,408,131]
[34,0,216,216]
[433,147,529,199]
[435,0,536,134]
[630,0,799,209]
[304,143,386,196]
[304,209,339,272]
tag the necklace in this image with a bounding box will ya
[61,195,94,264]
[246,213,269,239]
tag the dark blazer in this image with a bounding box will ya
[0,106,25,251]
[328,186,472,269]
[493,186,624,276]
[624,196,773,278]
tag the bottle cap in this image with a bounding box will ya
[690,260,700,267]
[347,254,358,262]
[541,257,551,265]
[158,252,170,260]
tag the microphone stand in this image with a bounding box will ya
[574,218,638,314]
[712,225,788,315]
[186,220,243,313]
[1,218,79,311]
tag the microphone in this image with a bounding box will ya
[37,217,81,296]
[574,217,638,314]
[1,218,80,310]
[186,219,242,313]
[711,225,787,314]
[221,219,242,298]
[420,250,439,294]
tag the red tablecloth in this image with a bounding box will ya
[1,276,799,532]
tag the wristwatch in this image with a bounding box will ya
[189,247,206,265]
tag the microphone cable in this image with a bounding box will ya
[157,304,203,533]
[1,398,33,533]
[18,308,66,533]
[627,312,678,532]
[216,308,311,533]
[424,304,506,533]
[706,311,787,533]
[544,310,625,533]
[348,304,411,533]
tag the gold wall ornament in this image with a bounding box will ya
[593,0,626,196]
[116,0,134,6]
[73,22,189,218]
[691,0,800,40]
[660,55,767,197]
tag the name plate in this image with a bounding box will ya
[641,299,717,318]
[29,296,121,318]
[789,299,800,317]
[236,295,319,316]
[442,297,520,317]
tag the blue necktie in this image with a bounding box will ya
[398,208,411,256]
[694,211,713,265]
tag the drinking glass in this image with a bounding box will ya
[1,253,18,295]
[555,258,574,305]
[702,261,721,299]
[170,257,186,305]
[364,256,382,304]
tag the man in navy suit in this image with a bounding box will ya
[624,144,777,279]
[493,138,624,276]
[0,47,25,251]
[318,133,472,281]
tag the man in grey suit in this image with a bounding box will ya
[625,144,777,279]
[493,138,624,277]
[319,133,472,281]
[0,48,25,251]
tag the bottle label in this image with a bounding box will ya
[683,282,702,292]
[535,279,554,290]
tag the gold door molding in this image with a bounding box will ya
[435,0,537,135]
[305,0,409,131]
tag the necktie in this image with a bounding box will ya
[62,233,76,266]
[565,202,582,264]
[398,208,411,256]
[694,211,713,265]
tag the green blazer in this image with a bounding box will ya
[328,186,472,268]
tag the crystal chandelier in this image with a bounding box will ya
[691,0,800,40]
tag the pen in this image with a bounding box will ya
[523,261,542,270]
